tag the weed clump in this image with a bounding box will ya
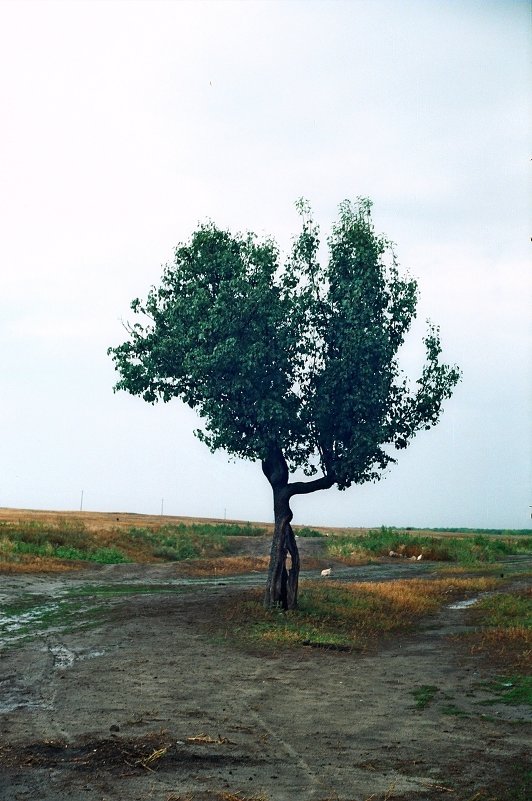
[326,526,531,564]
[462,587,532,672]
[0,519,131,568]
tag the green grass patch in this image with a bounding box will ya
[0,519,268,569]
[401,527,532,536]
[10,540,130,564]
[0,518,90,548]
[457,588,531,672]
[440,703,469,717]
[66,583,182,598]
[411,685,439,709]
[0,597,109,647]
[478,676,532,706]
[128,524,230,560]
[472,592,532,628]
[129,522,265,541]
[326,526,532,565]
[0,520,130,565]
[1,594,51,617]
[213,576,497,651]
[294,526,325,538]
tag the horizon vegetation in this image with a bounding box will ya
[0,515,530,574]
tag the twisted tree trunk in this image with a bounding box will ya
[262,448,295,609]
[262,447,335,610]
[264,488,299,610]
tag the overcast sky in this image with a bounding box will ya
[1,0,530,529]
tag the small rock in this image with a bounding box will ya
[110,724,120,733]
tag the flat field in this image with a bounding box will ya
[0,509,530,801]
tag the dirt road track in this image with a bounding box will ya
[0,564,530,801]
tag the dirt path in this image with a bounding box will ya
[0,564,529,801]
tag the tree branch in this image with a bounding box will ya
[287,473,336,497]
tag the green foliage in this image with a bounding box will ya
[0,520,268,568]
[10,540,129,564]
[473,592,532,629]
[129,522,264,540]
[480,676,532,706]
[128,523,229,560]
[86,548,130,564]
[0,521,129,564]
[294,526,324,537]
[403,527,532,536]
[440,703,469,717]
[326,527,531,564]
[0,519,91,549]
[108,198,460,491]
[411,685,439,709]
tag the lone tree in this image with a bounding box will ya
[108,199,460,609]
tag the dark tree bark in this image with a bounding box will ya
[262,448,335,610]
[264,487,299,610]
[262,448,293,609]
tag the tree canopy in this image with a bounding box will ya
[109,198,460,607]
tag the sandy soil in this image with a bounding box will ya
[0,560,530,801]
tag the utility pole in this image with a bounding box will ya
[161,498,164,517]
[80,489,84,512]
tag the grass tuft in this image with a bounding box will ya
[478,676,532,706]
[460,588,532,672]
[411,685,439,709]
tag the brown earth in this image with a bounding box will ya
[0,554,530,801]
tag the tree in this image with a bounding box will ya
[108,198,460,609]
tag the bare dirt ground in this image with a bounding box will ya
[0,555,530,800]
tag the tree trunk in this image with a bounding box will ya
[262,448,299,610]
[261,446,334,610]
[264,488,300,610]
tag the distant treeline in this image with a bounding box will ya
[399,527,532,536]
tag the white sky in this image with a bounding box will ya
[0,0,530,529]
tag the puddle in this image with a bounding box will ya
[80,649,105,660]
[49,644,76,668]
[0,601,64,640]
[0,676,52,714]
[447,597,480,610]
[0,596,109,649]
[47,644,106,669]
[0,691,49,714]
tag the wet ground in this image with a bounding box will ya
[0,555,530,801]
